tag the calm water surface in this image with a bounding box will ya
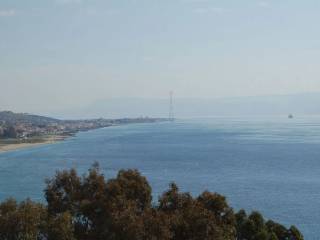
[1,116,320,239]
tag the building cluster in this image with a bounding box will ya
[0,120,112,139]
[0,115,164,140]
[0,122,64,139]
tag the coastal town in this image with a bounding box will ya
[0,111,166,140]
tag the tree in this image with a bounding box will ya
[45,165,107,240]
[3,126,17,138]
[45,212,75,240]
[0,198,46,240]
[288,226,304,240]
[106,169,152,212]
[1,164,300,240]
[236,210,304,240]
[44,165,154,240]
[197,191,236,239]
[158,183,235,240]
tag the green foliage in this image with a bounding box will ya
[0,198,46,240]
[236,210,304,240]
[45,212,75,240]
[0,164,304,240]
[157,184,235,240]
[289,226,304,240]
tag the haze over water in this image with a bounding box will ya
[1,116,320,239]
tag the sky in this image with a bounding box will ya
[1,0,320,114]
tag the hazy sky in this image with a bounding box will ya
[1,0,320,113]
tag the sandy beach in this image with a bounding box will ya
[0,135,68,153]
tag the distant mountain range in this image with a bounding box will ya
[51,92,320,119]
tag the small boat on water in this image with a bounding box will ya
[288,114,293,119]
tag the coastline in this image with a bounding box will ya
[0,118,169,154]
[0,135,69,154]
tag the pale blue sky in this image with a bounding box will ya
[1,0,320,113]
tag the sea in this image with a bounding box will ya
[0,116,320,239]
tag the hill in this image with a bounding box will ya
[58,92,320,119]
[0,111,60,125]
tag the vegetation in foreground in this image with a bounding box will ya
[0,164,303,240]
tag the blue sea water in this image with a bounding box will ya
[1,116,320,239]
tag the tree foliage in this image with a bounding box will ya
[0,164,303,240]
[235,210,303,240]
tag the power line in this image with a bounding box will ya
[169,91,174,121]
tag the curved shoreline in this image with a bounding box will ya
[0,135,68,154]
[0,120,168,154]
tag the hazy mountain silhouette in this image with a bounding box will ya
[52,92,320,119]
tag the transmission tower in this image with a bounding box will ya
[169,91,174,121]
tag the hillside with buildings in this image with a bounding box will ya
[0,111,166,139]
